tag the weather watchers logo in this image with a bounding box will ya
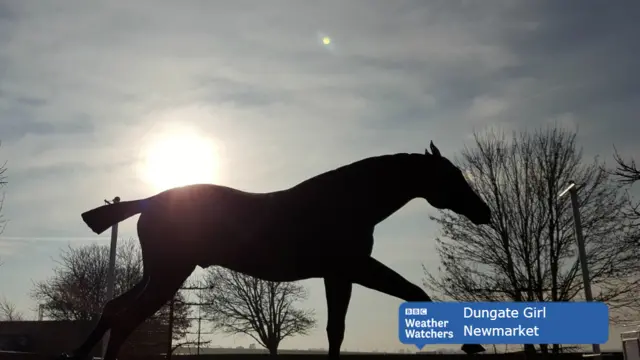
[405,317,454,340]
[398,302,609,349]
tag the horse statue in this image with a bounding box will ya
[60,141,491,360]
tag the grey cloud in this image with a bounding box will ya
[0,0,14,22]
[0,83,95,141]
[0,113,94,142]
[1,0,636,174]
[197,76,289,108]
[342,1,639,160]
[13,95,47,108]
[490,1,640,156]
[2,0,640,351]
[9,162,93,183]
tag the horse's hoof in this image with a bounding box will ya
[461,344,486,355]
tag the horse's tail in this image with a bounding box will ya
[81,198,149,235]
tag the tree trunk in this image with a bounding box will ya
[267,342,279,356]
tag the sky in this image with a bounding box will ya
[1,0,640,353]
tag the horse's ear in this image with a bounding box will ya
[425,148,430,155]
[430,141,441,157]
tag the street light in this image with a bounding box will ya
[102,196,120,358]
[559,182,601,357]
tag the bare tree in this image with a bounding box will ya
[422,127,638,354]
[612,146,640,185]
[170,339,212,354]
[0,148,10,309]
[0,296,24,321]
[0,146,8,255]
[30,238,191,343]
[198,267,316,355]
[608,146,640,322]
[610,147,640,229]
[170,279,214,355]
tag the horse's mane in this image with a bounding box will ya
[289,152,424,192]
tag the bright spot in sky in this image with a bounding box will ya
[141,124,219,192]
[317,32,337,53]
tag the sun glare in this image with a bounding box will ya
[141,126,219,192]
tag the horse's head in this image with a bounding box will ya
[421,141,491,225]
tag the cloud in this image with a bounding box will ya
[1,0,639,351]
[467,96,509,121]
[0,239,26,256]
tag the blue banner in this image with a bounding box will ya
[399,302,608,349]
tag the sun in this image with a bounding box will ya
[141,126,219,192]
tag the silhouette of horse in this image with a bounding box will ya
[62,141,491,360]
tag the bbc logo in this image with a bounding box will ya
[405,308,427,316]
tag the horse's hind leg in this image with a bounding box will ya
[102,265,193,360]
[346,256,485,355]
[324,278,353,358]
[62,277,149,360]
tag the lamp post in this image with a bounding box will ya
[559,182,601,357]
[102,196,120,358]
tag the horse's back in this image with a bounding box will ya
[138,184,276,259]
[148,183,355,242]
[140,182,376,275]
[152,153,409,228]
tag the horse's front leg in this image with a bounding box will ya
[344,256,486,355]
[324,277,353,358]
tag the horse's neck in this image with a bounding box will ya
[360,155,425,223]
[294,153,424,223]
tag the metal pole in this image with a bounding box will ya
[197,317,202,355]
[101,196,120,358]
[197,285,202,355]
[167,297,175,360]
[559,182,601,357]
